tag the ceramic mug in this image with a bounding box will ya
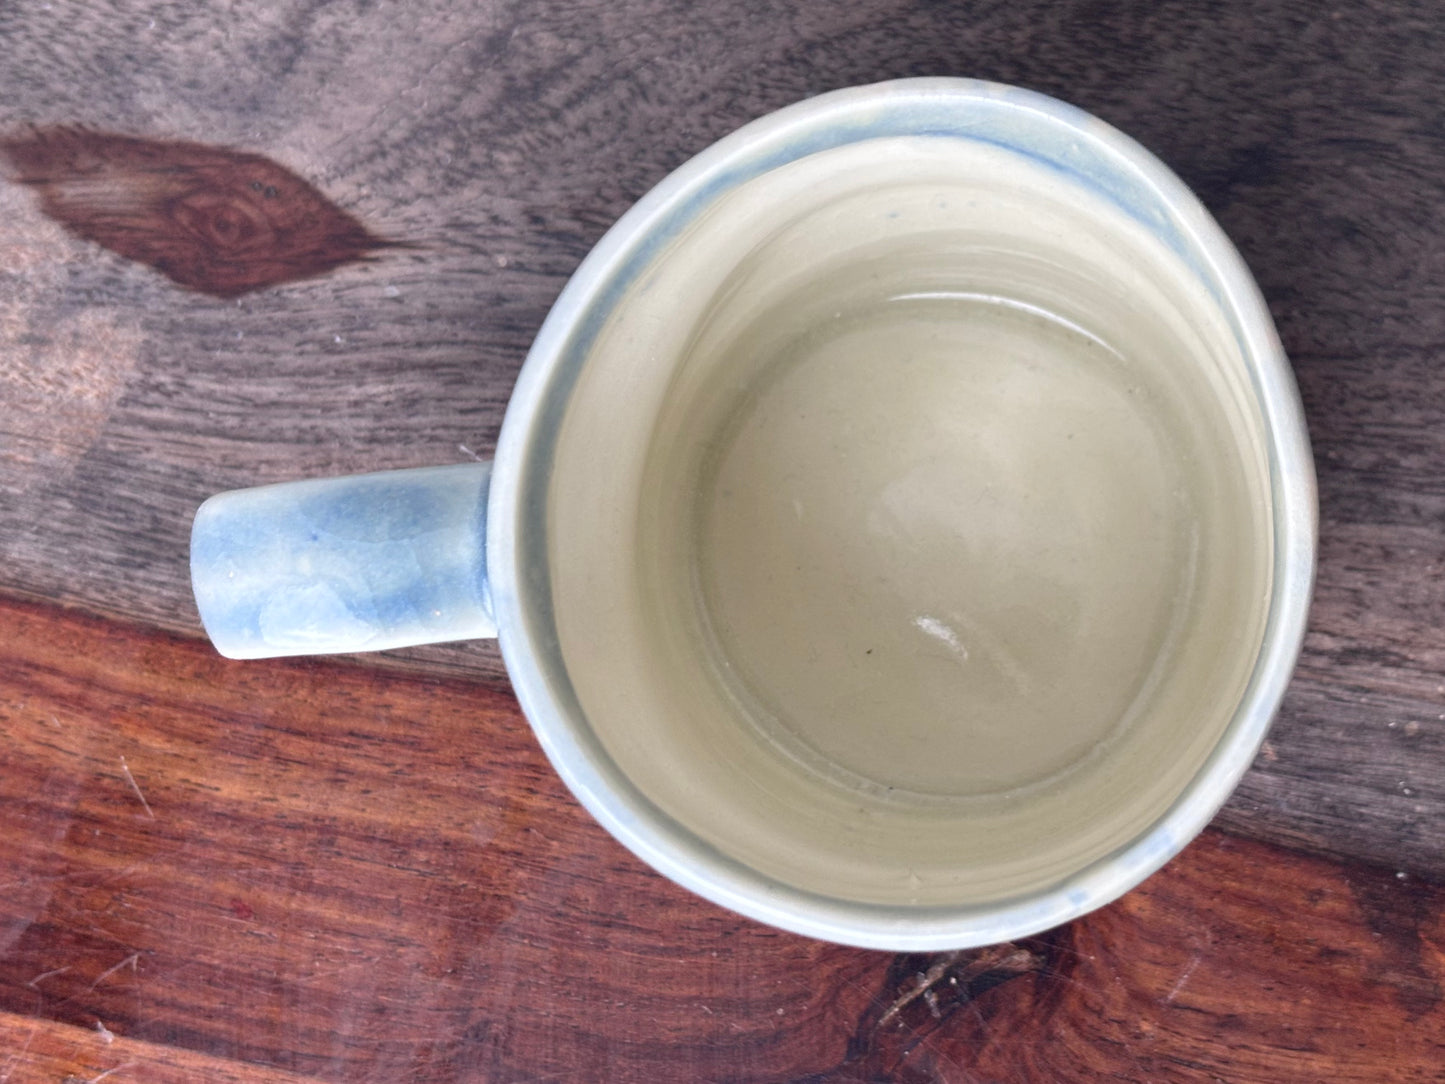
[191,78,1316,950]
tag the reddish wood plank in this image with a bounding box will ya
[2,596,1442,1082]
[837,835,1445,1083]
[0,1010,322,1084]
[0,594,881,1081]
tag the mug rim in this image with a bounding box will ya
[488,77,1317,950]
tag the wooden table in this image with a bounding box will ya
[2,1,1442,1080]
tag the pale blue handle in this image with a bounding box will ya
[191,462,496,659]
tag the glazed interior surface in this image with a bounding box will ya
[547,135,1272,907]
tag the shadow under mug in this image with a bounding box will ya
[191,78,1316,950]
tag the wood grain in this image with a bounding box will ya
[2,595,1442,1082]
[2,0,1445,1078]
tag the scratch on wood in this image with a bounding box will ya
[1164,952,1202,1003]
[62,1061,136,1084]
[877,945,1040,1029]
[25,964,71,988]
[86,1064,134,1083]
[89,952,140,992]
[922,985,942,1019]
[878,951,963,1027]
[118,756,154,818]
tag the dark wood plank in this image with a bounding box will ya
[2,0,1443,883]
[1,595,1442,1082]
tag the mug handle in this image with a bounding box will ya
[190,462,496,659]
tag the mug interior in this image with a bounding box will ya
[490,80,1313,948]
